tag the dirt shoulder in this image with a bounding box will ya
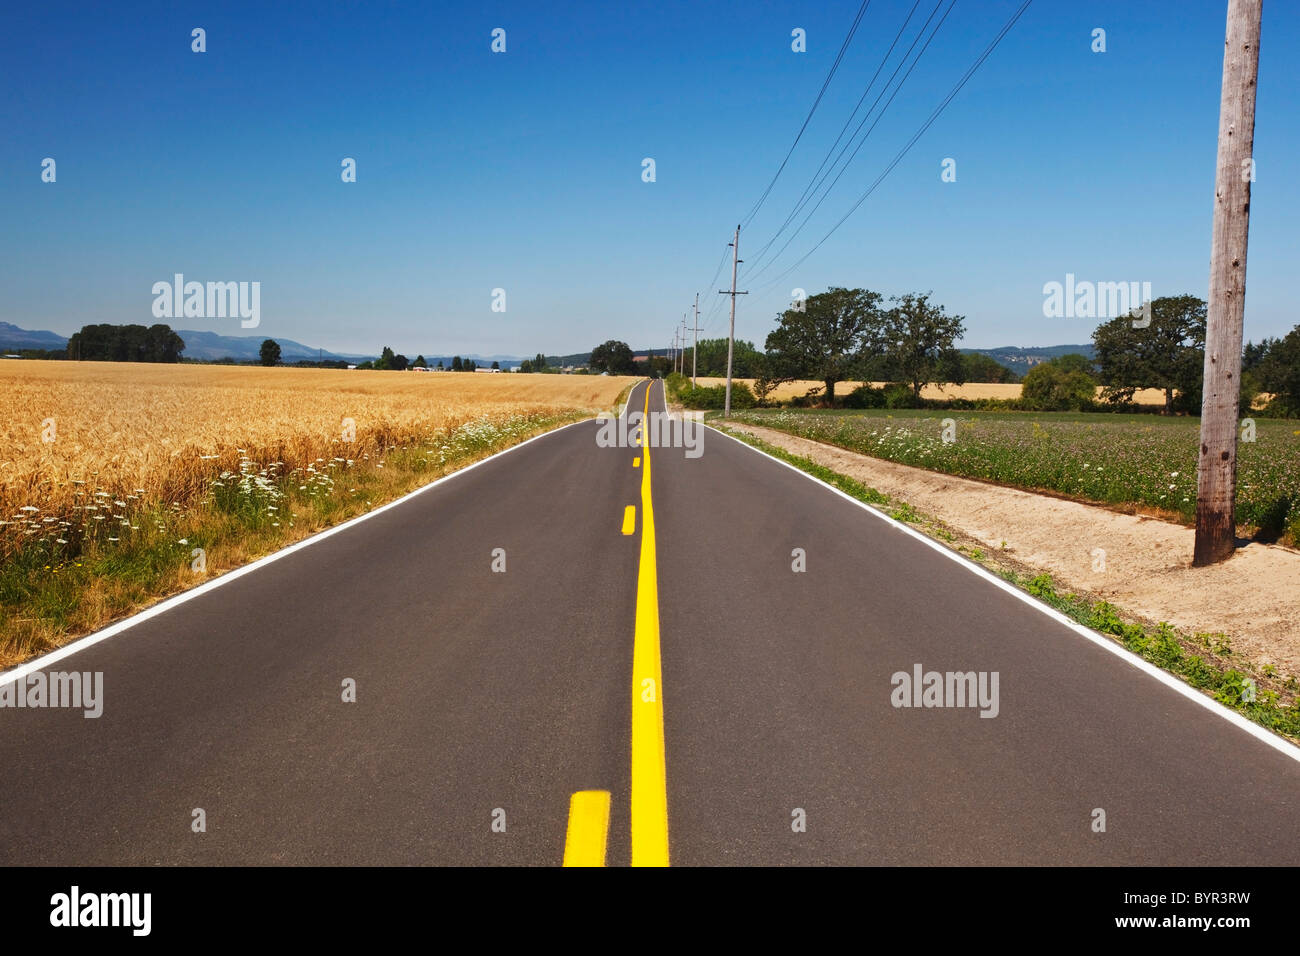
[720,420,1300,681]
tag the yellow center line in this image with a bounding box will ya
[631,379,670,866]
[621,505,636,535]
[562,790,612,867]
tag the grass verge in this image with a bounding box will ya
[1,410,590,667]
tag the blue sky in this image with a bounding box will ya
[2,0,1296,357]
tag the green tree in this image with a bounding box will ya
[1254,325,1300,416]
[374,346,396,371]
[1092,294,1205,414]
[491,360,500,370]
[1019,356,1098,410]
[412,354,427,368]
[689,338,763,377]
[590,340,636,375]
[67,323,186,362]
[960,352,1019,384]
[882,293,966,400]
[259,339,281,366]
[451,355,463,371]
[761,287,885,403]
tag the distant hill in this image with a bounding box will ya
[961,344,1095,374]
[0,322,68,350]
[0,321,1095,373]
[172,330,372,363]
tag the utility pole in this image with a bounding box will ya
[718,224,748,417]
[691,292,702,387]
[680,315,689,375]
[1194,0,1261,567]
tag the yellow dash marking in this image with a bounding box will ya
[631,381,669,866]
[562,790,611,867]
[633,457,641,468]
[621,505,635,535]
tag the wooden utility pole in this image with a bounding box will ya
[719,225,748,417]
[680,315,688,375]
[1194,0,1261,567]
[691,293,702,387]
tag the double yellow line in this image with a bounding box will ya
[563,380,670,867]
[630,380,670,866]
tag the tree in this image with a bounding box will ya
[412,354,427,368]
[882,293,966,400]
[491,360,500,370]
[688,338,763,377]
[436,359,444,369]
[1254,325,1300,416]
[1019,355,1098,410]
[961,352,1020,384]
[533,353,548,371]
[452,356,463,371]
[1092,294,1206,414]
[589,340,636,375]
[374,346,397,371]
[762,287,885,403]
[391,353,409,371]
[519,359,533,373]
[259,339,281,366]
[67,323,185,363]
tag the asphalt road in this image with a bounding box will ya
[1,378,1296,866]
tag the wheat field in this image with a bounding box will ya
[2,362,633,531]
[691,377,1174,405]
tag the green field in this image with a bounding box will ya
[724,408,1300,545]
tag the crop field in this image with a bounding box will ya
[2,362,630,528]
[0,362,633,662]
[727,407,1300,545]
[690,377,1172,405]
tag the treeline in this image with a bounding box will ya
[663,336,1017,385]
[659,288,1300,417]
[350,349,500,371]
[64,324,185,362]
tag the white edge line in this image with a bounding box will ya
[0,414,606,688]
[708,422,1300,764]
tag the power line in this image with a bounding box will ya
[738,0,873,229]
[752,0,1035,296]
[745,0,928,269]
[745,0,954,284]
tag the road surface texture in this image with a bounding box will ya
[1,379,1296,865]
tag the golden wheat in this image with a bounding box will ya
[1,361,633,524]
[691,377,1174,405]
